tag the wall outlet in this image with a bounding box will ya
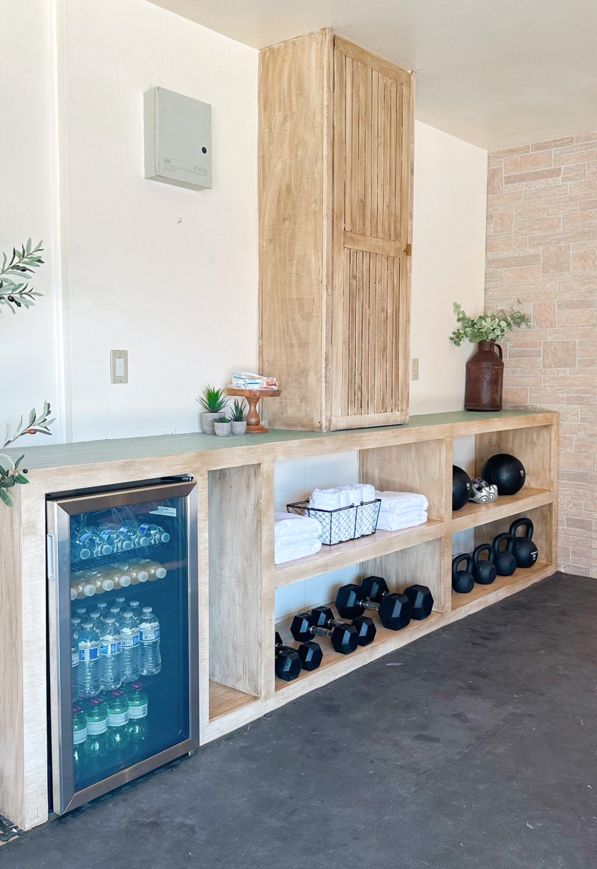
[411,358,420,381]
[110,349,128,384]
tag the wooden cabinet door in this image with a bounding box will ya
[329,37,413,429]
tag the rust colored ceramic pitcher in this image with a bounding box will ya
[464,340,504,411]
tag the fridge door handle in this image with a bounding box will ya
[47,532,57,581]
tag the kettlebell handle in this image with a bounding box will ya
[473,543,493,564]
[493,532,514,554]
[452,552,473,572]
[509,517,534,539]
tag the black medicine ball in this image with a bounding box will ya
[481,453,526,496]
[452,465,472,511]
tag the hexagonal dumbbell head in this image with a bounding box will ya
[352,615,377,646]
[274,633,302,682]
[335,584,365,619]
[329,623,358,654]
[361,576,389,602]
[297,641,323,671]
[290,613,314,643]
[404,585,434,620]
[310,605,335,628]
[378,593,412,630]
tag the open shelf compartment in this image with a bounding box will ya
[451,503,555,613]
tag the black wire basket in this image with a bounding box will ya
[286,498,381,546]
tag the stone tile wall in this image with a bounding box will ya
[486,132,597,578]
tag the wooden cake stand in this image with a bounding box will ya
[226,387,281,433]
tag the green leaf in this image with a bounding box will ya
[0,488,13,506]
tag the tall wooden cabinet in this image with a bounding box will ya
[259,29,414,431]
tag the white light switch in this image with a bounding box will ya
[110,349,128,384]
[411,358,420,381]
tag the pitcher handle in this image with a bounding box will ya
[494,342,503,360]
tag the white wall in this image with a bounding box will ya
[410,121,488,414]
[2,0,258,445]
[60,0,258,441]
[0,1,62,445]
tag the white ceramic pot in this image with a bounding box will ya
[213,421,232,437]
[231,420,247,435]
[200,411,220,434]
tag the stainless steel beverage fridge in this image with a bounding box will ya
[46,477,198,814]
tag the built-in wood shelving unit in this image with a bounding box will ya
[1,409,558,831]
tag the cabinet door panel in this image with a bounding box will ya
[331,38,412,428]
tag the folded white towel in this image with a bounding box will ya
[275,512,322,544]
[310,483,376,510]
[375,491,429,514]
[275,537,322,565]
[376,509,428,532]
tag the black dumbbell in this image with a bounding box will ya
[291,609,359,655]
[335,577,412,630]
[361,576,434,622]
[310,605,377,647]
[275,631,322,676]
[274,633,302,681]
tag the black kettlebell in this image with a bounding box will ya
[509,518,538,568]
[452,553,475,593]
[492,533,517,576]
[472,543,497,585]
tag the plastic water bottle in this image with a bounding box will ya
[129,600,141,624]
[115,596,126,609]
[73,711,88,775]
[121,520,151,548]
[88,571,115,594]
[126,689,148,746]
[139,559,168,581]
[99,523,133,553]
[120,611,141,683]
[78,621,101,698]
[71,630,79,702]
[85,702,108,769]
[107,698,130,753]
[109,606,121,625]
[89,609,101,629]
[71,577,97,599]
[75,606,88,621]
[139,607,161,675]
[72,527,96,561]
[95,601,108,622]
[99,616,122,690]
[138,523,170,545]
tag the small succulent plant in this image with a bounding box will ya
[230,399,247,422]
[214,416,230,424]
[197,385,228,413]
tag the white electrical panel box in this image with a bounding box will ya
[144,86,212,190]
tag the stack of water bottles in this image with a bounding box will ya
[71,519,171,562]
[70,559,167,600]
[71,598,161,770]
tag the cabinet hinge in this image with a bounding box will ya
[403,243,412,257]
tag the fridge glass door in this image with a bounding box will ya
[48,480,197,813]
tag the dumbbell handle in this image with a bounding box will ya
[356,597,381,615]
[308,625,335,640]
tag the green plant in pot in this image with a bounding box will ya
[213,415,231,437]
[197,385,229,434]
[229,399,247,435]
[449,303,530,411]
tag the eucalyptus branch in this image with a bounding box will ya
[0,238,44,314]
[449,302,530,347]
[0,401,54,507]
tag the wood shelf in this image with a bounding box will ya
[274,519,445,587]
[449,487,554,533]
[274,611,445,700]
[209,681,258,722]
[451,561,554,615]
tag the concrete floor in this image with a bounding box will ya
[4,572,597,869]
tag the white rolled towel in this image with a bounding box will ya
[375,491,429,514]
[275,537,322,565]
[275,512,322,544]
[310,483,376,510]
[376,509,428,532]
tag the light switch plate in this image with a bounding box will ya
[110,349,128,384]
[411,358,420,381]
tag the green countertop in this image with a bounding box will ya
[4,410,541,471]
